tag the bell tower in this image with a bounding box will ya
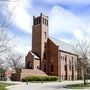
[32,13,48,70]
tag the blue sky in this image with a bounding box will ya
[1,0,90,55]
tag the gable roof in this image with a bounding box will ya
[28,51,40,59]
[49,37,76,55]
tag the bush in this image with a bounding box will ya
[22,76,58,82]
[49,76,58,81]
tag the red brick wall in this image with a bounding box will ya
[34,59,40,69]
[32,25,42,57]
[60,51,78,80]
[32,14,49,71]
[25,52,34,69]
[11,69,47,81]
[47,38,59,76]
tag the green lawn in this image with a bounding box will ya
[0,83,12,90]
[65,83,90,89]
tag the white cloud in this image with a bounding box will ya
[14,45,31,56]
[7,1,90,54]
[13,36,31,55]
[7,30,31,55]
[8,0,32,33]
[86,23,90,34]
[74,29,84,40]
[49,6,87,40]
[44,0,90,5]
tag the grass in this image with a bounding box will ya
[0,83,12,90]
[65,83,90,89]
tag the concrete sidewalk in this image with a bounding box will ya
[6,80,90,90]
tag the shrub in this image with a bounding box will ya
[49,76,58,81]
[22,76,58,82]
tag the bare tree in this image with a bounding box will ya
[6,51,24,72]
[0,0,22,73]
[0,30,13,53]
[0,0,20,66]
[75,39,90,85]
[0,30,14,67]
[0,0,20,28]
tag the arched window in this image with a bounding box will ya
[36,18,38,25]
[44,32,47,38]
[65,65,67,71]
[69,60,72,71]
[65,55,67,61]
[45,19,46,25]
[51,65,54,72]
[47,20,48,26]
[27,61,33,69]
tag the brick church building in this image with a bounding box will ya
[25,13,78,81]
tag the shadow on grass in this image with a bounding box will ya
[64,83,90,89]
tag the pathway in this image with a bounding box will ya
[6,80,88,90]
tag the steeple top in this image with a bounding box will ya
[33,13,48,19]
[33,13,48,26]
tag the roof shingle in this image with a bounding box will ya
[49,37,76,55]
